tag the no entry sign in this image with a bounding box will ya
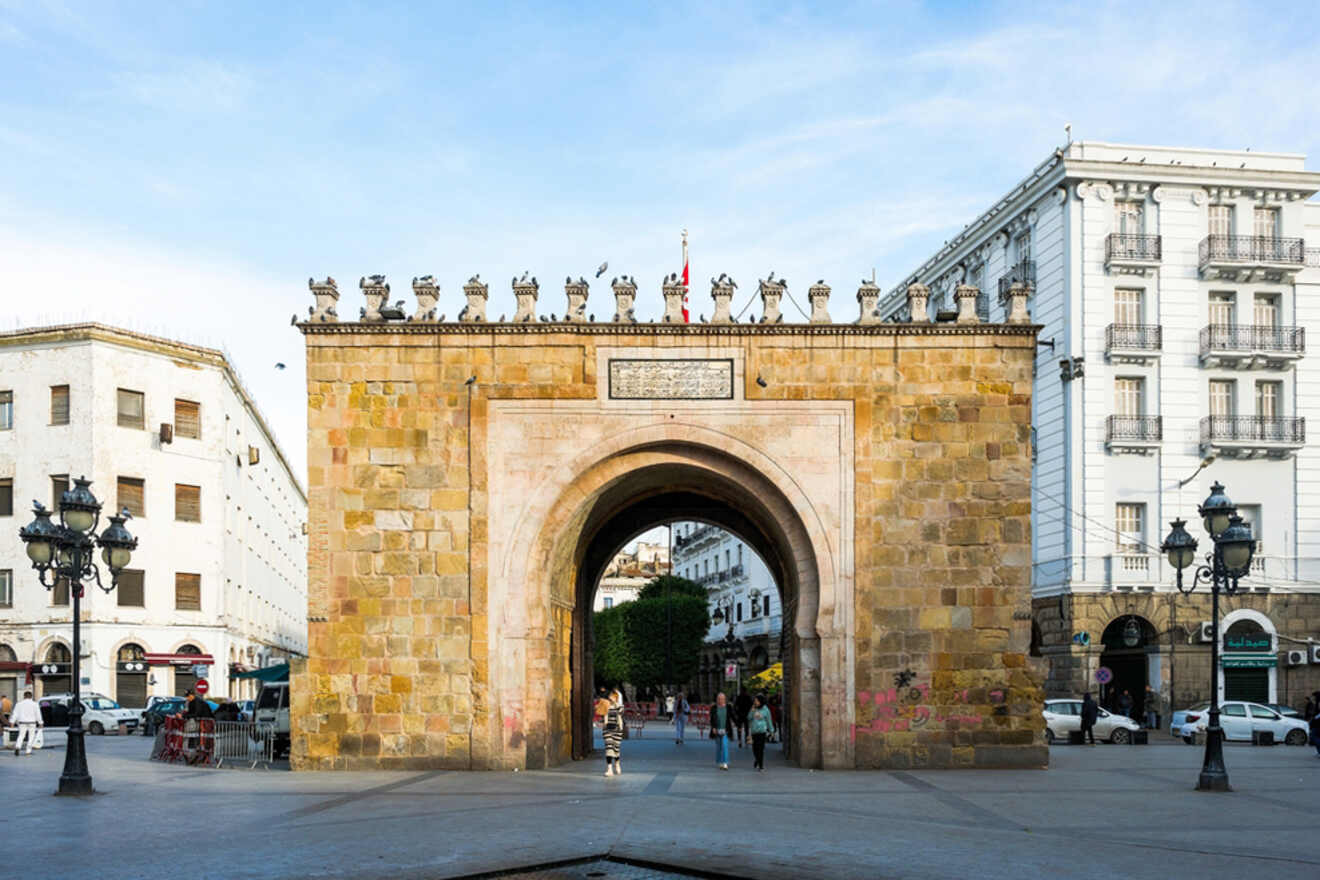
[195,678,210,696]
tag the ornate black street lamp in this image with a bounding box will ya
[1160,481,1255,792]
[18,477,137,796]
[710,597,747,697]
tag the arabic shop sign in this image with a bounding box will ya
[1222,655,1276,669]
[1224,635,1271,652]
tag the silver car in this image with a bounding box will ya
[1043,699,1141,744]
[1179,700,1309,745]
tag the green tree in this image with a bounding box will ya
[637,574,706,602]
[592,604,633,689]
[591,574,710,691]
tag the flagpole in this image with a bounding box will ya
[682,228,690,323]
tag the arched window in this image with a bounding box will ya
[0,644,16,662]
[177,644,202,655]
[117,643,146,663]
[45,643,71,663]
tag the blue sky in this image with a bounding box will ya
[3,1,1318,478]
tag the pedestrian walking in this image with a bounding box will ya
[747,694,775,771]
[1305,694,1317,723]
[11,690,43,756]
[665,693,675,721]
[602,689,624,777]
[1309,710,1320,759]
[1118,689,1134,720]
[767,694,781,743]
[710,692,734,770]
[1,693,12,727]
[734,690,753,748]
[674,693,690,744]
[1143,684,1158,730]
[1080,693,1099,745]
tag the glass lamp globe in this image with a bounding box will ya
[1218,515,1255,578]
[1198,481,1235,538]
[1160,518,1198,571]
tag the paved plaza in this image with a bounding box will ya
[4,728,1319,879]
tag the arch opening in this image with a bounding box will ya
[1098,615,1159,718]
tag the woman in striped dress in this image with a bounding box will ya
[602,689,624,777]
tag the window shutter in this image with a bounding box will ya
[175,573,201,611]
[117,389,145,428]
[50,385,69,425]
[53,576,70,606]
[0,390,11,430]
[175,484,201,522]
[0,478,11,516]
[117,570,145,607]
[52,475,69,510]
[174,399,200,439]
[117,477,145,517]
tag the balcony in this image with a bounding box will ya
[1199,324,1305,370]
[1105,415,1162,454]
[1105,234,1162,275]
[1200,415,1305,459]
[1198,235,1305,282]
[1105,323,1162,364]
[997,259,1036,298]
[1106,553,1158,590]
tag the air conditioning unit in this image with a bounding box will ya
[1286,650,1308,667]
[1198,621,1214,643]
[159,422,173,444]
[1311,643,1320,664]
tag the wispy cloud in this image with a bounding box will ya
[110,60,255,113]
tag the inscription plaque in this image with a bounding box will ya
[608,358,734,400]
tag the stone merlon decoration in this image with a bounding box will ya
[307,276,339,323]
[359,275,389,322]
[710,274,737,324]
[410,276,440,323]
[955,284,981,325]
[564,276,590,323]
[1005,281,1033,325]
[906,283,931,323]
[758,274,786,324]
[856,280,881,325]
[661,273,686,323]
[808,281,831,324]
[511,272,539,323]
[459,275,488,323]
[611,276,638,323]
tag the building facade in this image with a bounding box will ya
[880,141,1320,716]
[670,521,783,699]
[0,324,308,707]
[591,540,670,611]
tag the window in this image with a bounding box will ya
[52,577,69,606]
[0,390,11,430]
[725,550,730,568]
[969,264,984,295]
[116,569,145,607]
[1014,232,1032,265]
[1253,207,1279,239]
[1208,204,1233,237]
[603,597,613,609]
[175,573,201,611]
[763,595,771,616]
[0,478,11,516]
[1253,294,1279,328]
[1208,292,1235,326]
[1115,201,1144,235]
[1221,703,1247,718]
[1209,380,1236,417]
[1256,381,1281,418]
[1114,289,1143,325]
[736,602,743,622]
[175,484,201,522]
[174,399,200,439]
[51,474,69,510]
[1114,378,1144,417]
[0,569,11,607]
[49,385,69,425]
[737,545,743,564]
[117,389,144,429]
[1249,705,1278,720]
[117,477,145,517]
[1115,503,1145,553]
[1237,504,1262,555]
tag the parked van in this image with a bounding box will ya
[254,681,289,757]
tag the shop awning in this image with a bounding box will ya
[232,663,289,682]
[144,653,217,667]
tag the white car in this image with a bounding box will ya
[1179,700,1309,745]
[41,693,140,735]
[1043,699,1142,744]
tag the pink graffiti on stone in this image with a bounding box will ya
[850,682,993,742]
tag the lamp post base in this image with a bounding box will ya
[55,728,95,797]
[1195,726,1232,792]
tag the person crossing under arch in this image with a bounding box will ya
[602,688,624,777]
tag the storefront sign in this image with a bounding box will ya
[1224,635,1271,652]
[1222,655,1276,668]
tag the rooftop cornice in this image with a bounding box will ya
[297,320,1040,338]
[1060,157,1320,192]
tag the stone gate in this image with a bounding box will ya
[292,275,1045,770]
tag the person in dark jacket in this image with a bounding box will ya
[177,690,213,720]
[1080,693,1099,745]
[733,691,753,748]
[1309,711,1320,757]
[710,692,735,769]
[1118,690,1134,720]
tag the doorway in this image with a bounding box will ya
[1098,615,1159,717]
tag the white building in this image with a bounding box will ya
[0,324,307,707]
[879,141,1320,710]
[671,522,782,695]
[592,541,670,611]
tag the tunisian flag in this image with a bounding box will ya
[681,233,690,323]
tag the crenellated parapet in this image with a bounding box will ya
[710,274,737,324]
[307,276,340,323]
[660,273,686,323]
[758,275,786,324]
[359,275,389,322]
[564,277,590,323]
[460,275,488,323]
[856,280,881,325]
[511,273,539,323]
[808,281,831,324]
[611,276,638,323]
[410,276,440,322]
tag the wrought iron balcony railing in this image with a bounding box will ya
[1199,324,1305,356]
[997,260,1037,297]
[1199,235,1305,266]
[1105,233,1162,263]
[1106,415,1162,444]
[1200,416,1305,446]
[1105,323,1162,354]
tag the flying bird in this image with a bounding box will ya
[596,262,608,278]
[290,314,298,326]
[275,363,286,370]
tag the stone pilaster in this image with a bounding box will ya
[611,276,637,323]
[856,281,881,325]
[1005,281,1033,324]
[564,277,589,323]
[460,276,488,323]
[661,273,686,323]
[758,276,785,324]
[359,275,388,322]
[511,274,539,323]
[307,276,339,323]
[410,276,440,323]
[808,282,832,324]
[954,284,981,324]
[710,275,736,324]
[906,283,931,323]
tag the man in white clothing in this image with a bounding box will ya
[11,690,44,755]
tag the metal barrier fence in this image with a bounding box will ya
[151,717,277,767]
